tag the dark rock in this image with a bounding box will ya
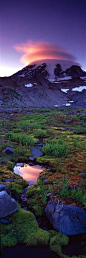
[5,147,14,154]
[29,156,35,161]
[0,218,10,224]
[28,181,35,186]
[66,65,85,78]
[45,200,86,235]
[64,120,72,124]
[79,173,84,177]
[22,207,27,210]
[72,185,78,192]
[54,63,62,77]
[61,128,66,131]
[0,160,4,165]
[69,127,74,130]
[5,179,14,182]
[43,179,47,183]
[0,184,6,191]
[47,192,52,198]
[0,191,18,218]
[29,162,34,166]
[31,146,43,157]
[35,142,46,147]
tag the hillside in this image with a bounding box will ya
[0,59,86,111]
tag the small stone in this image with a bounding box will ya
[43,179,47,183]
[22,207,27,211]
[79,173,84,177]
[29,162,34,166]
[5,147,14,154]
[69,127,74,130]
[47,192,52,198]
[4,130,8,133]
[72,185,78,192]
[29,156,35,161]
[0,218,10,224]
[35,142,46,147]
[5,179,14,182]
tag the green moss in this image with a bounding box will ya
[1,205,50,250]
[50,233,69,257]
[36,229,49,245]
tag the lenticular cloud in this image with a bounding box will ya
[14,41,75,65]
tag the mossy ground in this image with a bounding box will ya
[0,108,86,257]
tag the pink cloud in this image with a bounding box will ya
[14,41,75,65]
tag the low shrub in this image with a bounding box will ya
[7,161,15,170]
[7,132,34,146]
[42,139,70,157]
[34,129,47,138]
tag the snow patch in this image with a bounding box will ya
[61,89,69,93]
[30,59,78,82]
[80,76,86,80]
[72,86,86,92]
[54,105,60,108]
[57,76,72,81]
[25,83,33,87]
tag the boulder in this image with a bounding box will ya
[5,147,14,154]
[0,184,6,191]
[30,146,43,157]
[0,191,18,218]
[45,200,86,235]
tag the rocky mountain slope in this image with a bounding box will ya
[0,59,86,111]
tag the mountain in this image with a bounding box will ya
[12,59,86,81]
[0,59,86,111]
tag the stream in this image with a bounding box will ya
[1,163,86,257]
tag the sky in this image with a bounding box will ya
[0,0,86,76]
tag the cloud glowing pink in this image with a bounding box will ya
[14,41,75,65]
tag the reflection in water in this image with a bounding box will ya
[14,164,44,183]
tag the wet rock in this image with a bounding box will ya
[28,181,35,186]
[45,200,86,235]
[0,191,17,218]
[35,142,46,147]
[47,192,52,198]
[29,156,35,161]
[22,207,27,211]
[29,162,34,166]
[0,184,6,191]
[5,147,14,154]
[16,163,24,167]
[31,146,43,157]
[0,218,10,224]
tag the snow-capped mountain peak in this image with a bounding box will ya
[12,59,86,81]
